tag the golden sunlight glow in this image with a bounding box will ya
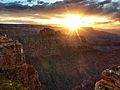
[60,15,85,30]
[0,14,114,30]
[50,15,110,31]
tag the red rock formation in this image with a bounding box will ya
[14,64,41,90]
[95,65,120,90]
[82,80,96,90]
[72,85,81,90]
[0,34,24,69]
[0,34,41,90]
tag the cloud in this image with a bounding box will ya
[0,0,120,24]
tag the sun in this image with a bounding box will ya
[50,15,92,31]
[62,15,82,31]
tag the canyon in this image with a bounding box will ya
[0,24,120,90]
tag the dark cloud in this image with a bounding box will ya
[0,2,47,10]
[98,0,111,5]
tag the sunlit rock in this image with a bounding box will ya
[95,65,120,90]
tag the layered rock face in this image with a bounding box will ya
[0,34,41,90]
[0,34,24,69]
[95,66,120,90]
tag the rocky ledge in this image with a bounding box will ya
[0,34,41,90]
[95,65,120,90]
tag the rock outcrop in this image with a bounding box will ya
[95,65,120,90]
[0,34,24,69]
[0,34,41,90]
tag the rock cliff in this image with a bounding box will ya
[0,34,41,90]
[95,65,120,90]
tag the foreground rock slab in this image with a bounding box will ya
[95,65,120,90]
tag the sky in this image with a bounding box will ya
[0,0,120,29]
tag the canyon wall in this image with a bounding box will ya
[0,34,41,90]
